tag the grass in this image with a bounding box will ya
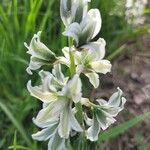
[0,0,149,149]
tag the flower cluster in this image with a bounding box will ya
[25,0,126,150]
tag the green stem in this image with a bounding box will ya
[75,102,84,125]
[68,37,76,77]
[68,38,83,127]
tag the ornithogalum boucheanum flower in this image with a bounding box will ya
[25,0,126,150]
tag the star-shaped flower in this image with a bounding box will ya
[83,88,126,141]
[58,42,111,88]
[24,32,56,74]
[63,9,101,48]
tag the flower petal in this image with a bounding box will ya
[52,64,68,84]
[60,0,90,26]
[84,113,92,126]
[32,123,58,141]
[88,9,101,39]
[85,72,99,88]
[62,47,70,60]
[69,106,83,132]
[26,57,50,75]
[90,60,112,74]
[63,74,82,103]
[63,22,81,45]
[33,100,66,128]
[25,32,56,74]
[58,103,71,138]
[86,112,101,141]
[60,0,73,26]
[48,131,66,150]
[81,38,106,60]
[25,32,55,60]
[27,80,58,103]
[56,56,70,66]
[96,110,116,130]
[108,87,123,107]
[80,9,101,40]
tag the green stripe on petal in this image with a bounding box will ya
[58,103,71,138]
[33,100,67,128]
[32,123,58,141]
[27,80,58,103]
[25,32,56,74]
[62,74,82,103]
[48,131,66,150]
[25,32,55,60]
[86,112,101,141]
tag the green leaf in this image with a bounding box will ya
[98,112,150,142]
[9,145,31,150]
[13,131,17,150]
[0,100,32,146]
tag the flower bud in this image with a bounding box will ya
[60,0,90,26]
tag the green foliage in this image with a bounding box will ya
[0,0,149,149]
[0,100,32,146]
[98,112,150,142]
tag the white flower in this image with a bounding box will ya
[27,65,82,104]
[32,122,67,150]
[24,31,56,74]
[29,65,83,148]
[60,0,90,26]
[63,9,101,48]
[27,64,67,103]
[59,40,111,88]
[85,88,126,141]
[32,100,82,150]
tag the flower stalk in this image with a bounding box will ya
[68,37,84,127]
[68,37,76,77]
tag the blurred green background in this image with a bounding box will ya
[0,0,149,149]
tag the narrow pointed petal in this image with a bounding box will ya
[109,87,123,107]
[58,104,70,138]
[25,32,55,60]
[85,72,99,88]
[26,57,50,75]
[96,110,116,130]
[86,113,101,141]
[52,64,68,84]
[33,100,66,128]
[62,47,70,60]
[48,132,66,150]
[32,123,58,141]
[63,74,82,103]
[25,32,56,74]
[27,80,58,103]
[69,106,83,132]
